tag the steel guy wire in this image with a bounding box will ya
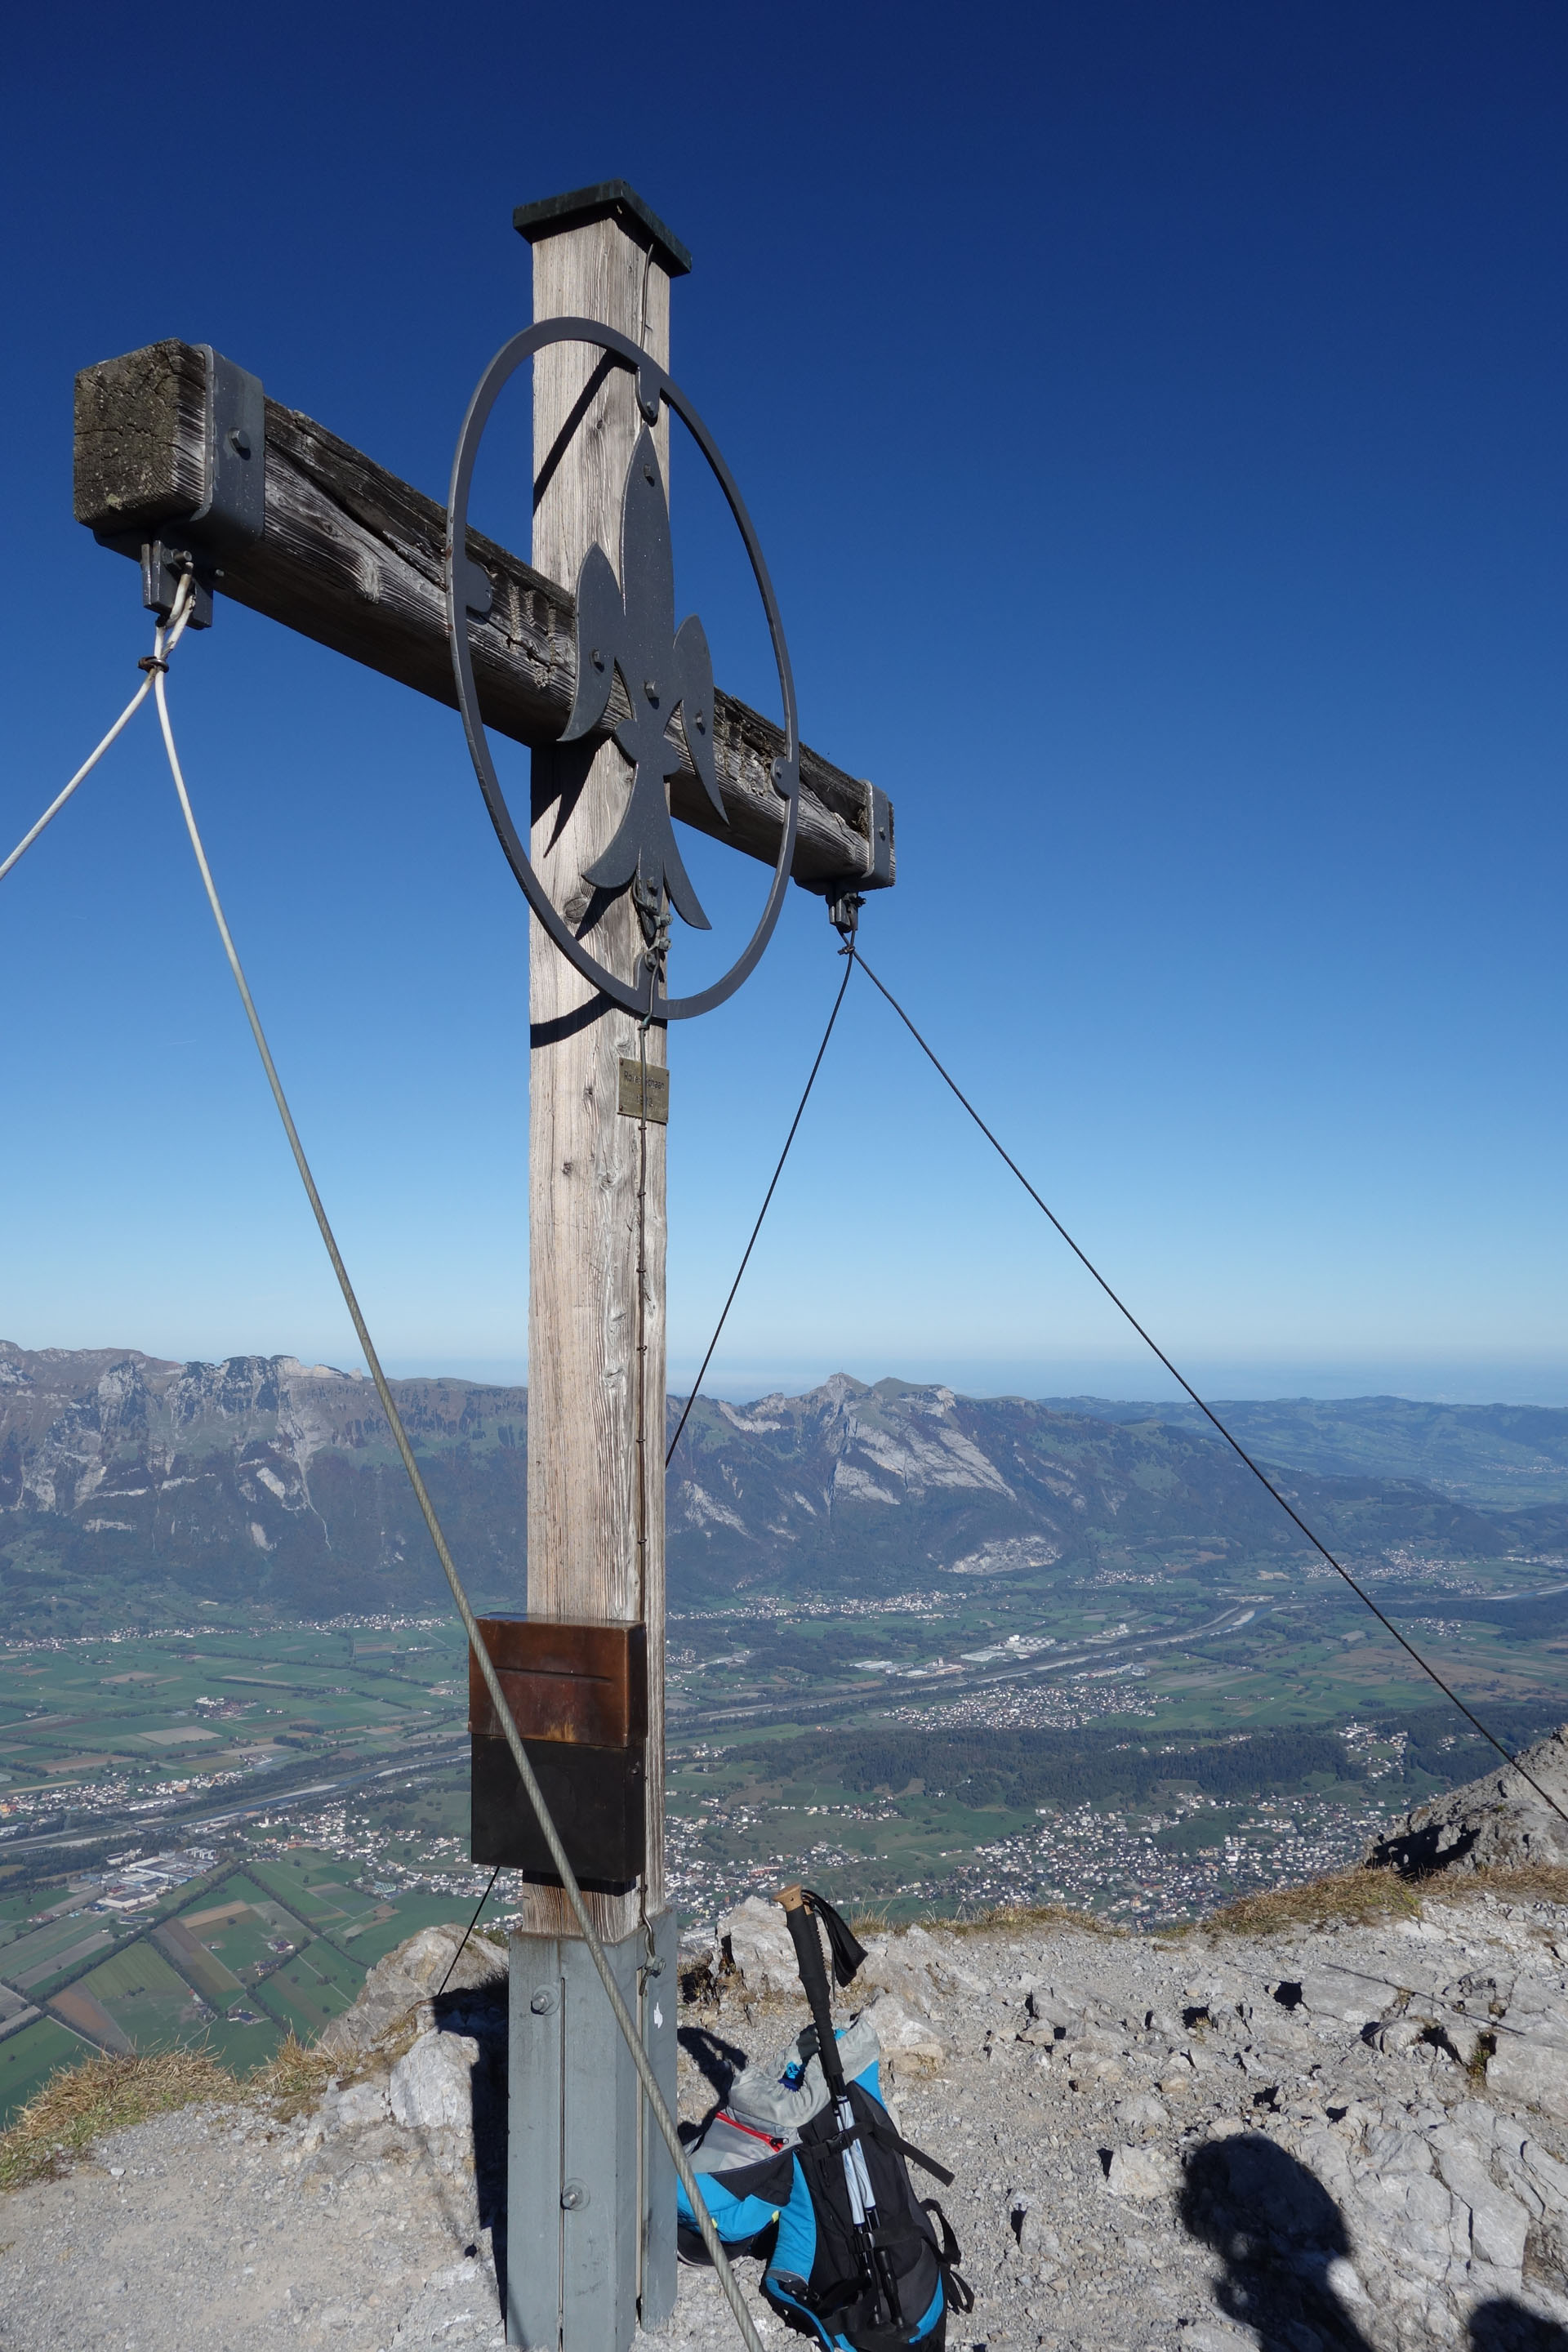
[0,581,198,886]
[849,942,1568,1835]
[666,947,855,1470]
[436,1864,503,1999]
[150,653,768,2352]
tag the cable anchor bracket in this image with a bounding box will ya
[826,888,865,942]
[94,347,265,630]
[822,780,893,939]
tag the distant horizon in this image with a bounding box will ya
[9,1334,1568,1413]
[8,12,1568,1487]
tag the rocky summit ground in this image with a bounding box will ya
[8,1868,1568,2352]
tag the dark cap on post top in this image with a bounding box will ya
[512,181,692,278]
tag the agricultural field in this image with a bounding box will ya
[255,1936,368,2040]
[0,1838,489,2126]
[0,1620,467,1828]
[0,2014,90,2122]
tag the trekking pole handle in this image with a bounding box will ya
[775,1885,848,2100]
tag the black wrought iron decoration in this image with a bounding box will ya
[445,318,800,1021]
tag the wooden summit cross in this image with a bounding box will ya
[74,183,894,2351]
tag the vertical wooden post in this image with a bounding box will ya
[505,185,688,2352]
[519,185,688,1943]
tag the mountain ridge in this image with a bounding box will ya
[2,1343,1564,1636]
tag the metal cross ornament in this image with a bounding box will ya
[447,316,801,1021]
[562,426,723,933]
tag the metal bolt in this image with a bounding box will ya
[643,462,655,484]
[561,2181,590,2210]
[694,710,706,734]
[529,1988,555,2014]
[644,679,659,703]
[591,648,605,672]
[227,428,252,458]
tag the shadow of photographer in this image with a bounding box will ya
[676,2022,753,2140]
[1178,2133,1568,2352]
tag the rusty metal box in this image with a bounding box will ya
[468,1616,647,1746]
[469,1617,647,1893]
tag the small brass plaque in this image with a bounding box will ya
[617,1057,669,1124]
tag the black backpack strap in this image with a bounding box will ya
[799,2099,956,2189]
[921,2199,974,2314]
[862,2108,956,2187]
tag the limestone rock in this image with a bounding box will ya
[1488,2036,1568,2121]
[1430,2131,1528,2273]
[1180,2326,1254,2352]
[318,1923,505,2059]
[1521,2136,1568,2214]
[1015,2210,1059,2258]
[1115,2091,1169,2132]
[1365,1723,1568,1876]
[858,1924,987,2015]
[322,2079,390,2131]
[389,2029,480,2130]
[1291,1968,1384,2026]
[720,1897,801,1996]
[862,1993,944,2075]
[1104,2143,1177,2198]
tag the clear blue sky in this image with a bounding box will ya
[2,4,1566,1405]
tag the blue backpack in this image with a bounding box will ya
[678,2014,972,2352]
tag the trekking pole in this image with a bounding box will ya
[775,1885,901,2328]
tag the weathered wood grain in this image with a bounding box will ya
[520,212,670,1944]
[74,340,890,892]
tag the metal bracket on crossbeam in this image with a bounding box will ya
[95,347,265,628]
[821,781,893,938]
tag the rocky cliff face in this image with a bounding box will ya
[0,1341,528,1626]
[1366,1726,1568,1878]
[664,1373,1540,1600]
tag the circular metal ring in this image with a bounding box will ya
[446,318,800,1021]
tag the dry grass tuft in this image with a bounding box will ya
[0,2046,235,2193]
[0,2022,355,2193]
[1208,1860,1568,1942]
[947,1900,1120,1939]
[1422,1862,1568,1912]
[1206,1868,1423,1939]
[247,2032,336,2120]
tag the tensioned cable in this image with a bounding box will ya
[0,585,198,887]
[666,947,855,1470]
[149,649,767,2352]
[436,1863,502,1999]
[849,943,1568,1833]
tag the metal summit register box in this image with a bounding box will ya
[468,1616,647,1893]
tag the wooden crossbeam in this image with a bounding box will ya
[72,339,892,894]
